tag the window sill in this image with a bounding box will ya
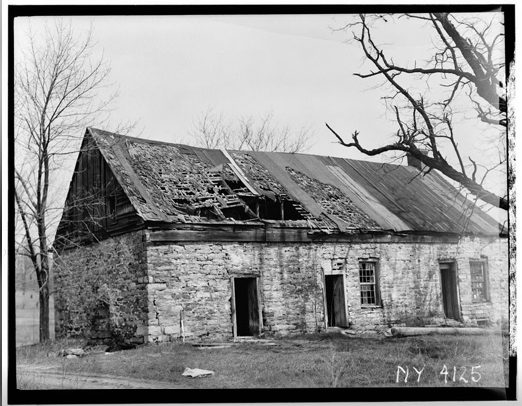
[360,305,383,309]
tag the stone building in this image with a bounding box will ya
[53,128,508,344]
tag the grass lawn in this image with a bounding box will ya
[16,332,509,388]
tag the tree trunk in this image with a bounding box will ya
[39,283,50,342]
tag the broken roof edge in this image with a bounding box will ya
[86,127,505,236]
[88,126,225,154]
[142,218,505,239]
[86,127,408,170]
[143,220,506,243]
[87,127,178,223]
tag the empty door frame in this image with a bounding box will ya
[439,261,461,321]
[323,273,348,328]
[231,276,263,337]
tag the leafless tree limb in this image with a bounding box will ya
[15,20,123,342]
[328,12,508,211]
[191,109,312,153]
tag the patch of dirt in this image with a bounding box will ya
[17,365,178,389]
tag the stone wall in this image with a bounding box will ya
[143,242,327,341]
[144,233,508,342]
[322,236,509,331]
[54,229,508,344]
[54,231,149,344]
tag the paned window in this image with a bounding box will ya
[359,261,380,306]
[470,260,489,302]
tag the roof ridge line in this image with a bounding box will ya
[87,127,412,166]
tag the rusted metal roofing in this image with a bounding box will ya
[88,127,502,235]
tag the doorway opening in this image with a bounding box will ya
[440,262,461,321]
[325,275,348,327]
[90,300,111,340]
[233,277,260,336]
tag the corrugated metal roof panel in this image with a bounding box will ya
[273,153,410,230]
[422,171,500,234]
[340,159,498,234]
[192,148,230,167]
[252,152,384,231]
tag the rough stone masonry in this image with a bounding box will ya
[54,229,508,344]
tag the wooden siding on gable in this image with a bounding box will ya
[54,132,141,249]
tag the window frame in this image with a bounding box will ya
[469,258,490,303]
[358,260,382,307]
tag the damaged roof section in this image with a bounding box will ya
[95,130,261,224]
[127,141,260,222]
[88,128,502,235]
[286,167,380,231]
[227,151,337,230]
[91,128,325,228]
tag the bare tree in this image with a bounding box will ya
[326,13,508,210]
[191,108,313,153]
[190,109,233,149]
[14,20,118,342]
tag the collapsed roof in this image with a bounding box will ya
[86,127,501,236]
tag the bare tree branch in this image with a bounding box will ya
[191,109,312,153]
[330,12,508,211]
[15,20,122,342]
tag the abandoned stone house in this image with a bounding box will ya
[53,127,508,343]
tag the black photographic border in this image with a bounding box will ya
[6,3,516,404]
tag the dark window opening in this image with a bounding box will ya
[359,261,381,306]
[107,195,117,219]
[224,179,247,192]
[470,259,489,302]
[239,196,260,217]
[233,277,259,336]
[221,205,256,221]
[257,197,283,220]
[281,199,306,220]
[240,196,305,221]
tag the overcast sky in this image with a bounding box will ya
[15,14,492,154]
[13,12,507,222]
